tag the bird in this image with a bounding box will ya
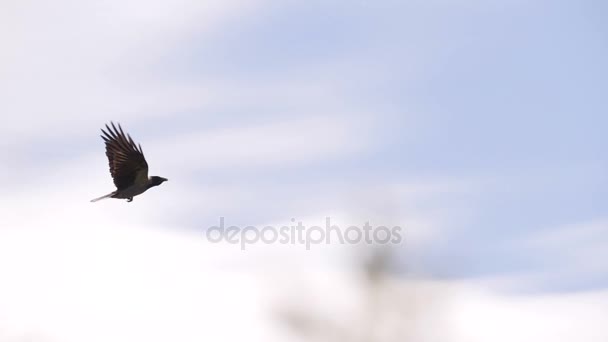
[91,122,167,203]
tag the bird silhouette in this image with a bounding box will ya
[91,122,167,202]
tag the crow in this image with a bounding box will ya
[91,122,167,202]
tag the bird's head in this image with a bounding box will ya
[149,176,168,187]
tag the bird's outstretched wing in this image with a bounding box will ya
[101,122,149,190]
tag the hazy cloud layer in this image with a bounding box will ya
[0,0,606,341]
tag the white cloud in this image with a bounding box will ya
[443,284,608,342]
[151,115,376,172]
[2,199,607,342]
[0,0,263,144]
[0,149,605,341]
[516,219,608,286]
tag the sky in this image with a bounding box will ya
[0,0,607,341]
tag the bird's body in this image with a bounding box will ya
[112,183,150,199]
[91,122,167,202]
[90,182,149,202]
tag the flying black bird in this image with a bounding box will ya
[91,122,167,203]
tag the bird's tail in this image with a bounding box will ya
[90,192,115,202]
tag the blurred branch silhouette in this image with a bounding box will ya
[276,245,435,342]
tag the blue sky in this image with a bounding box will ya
[147,0,607,291]
[0,0,606,340]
